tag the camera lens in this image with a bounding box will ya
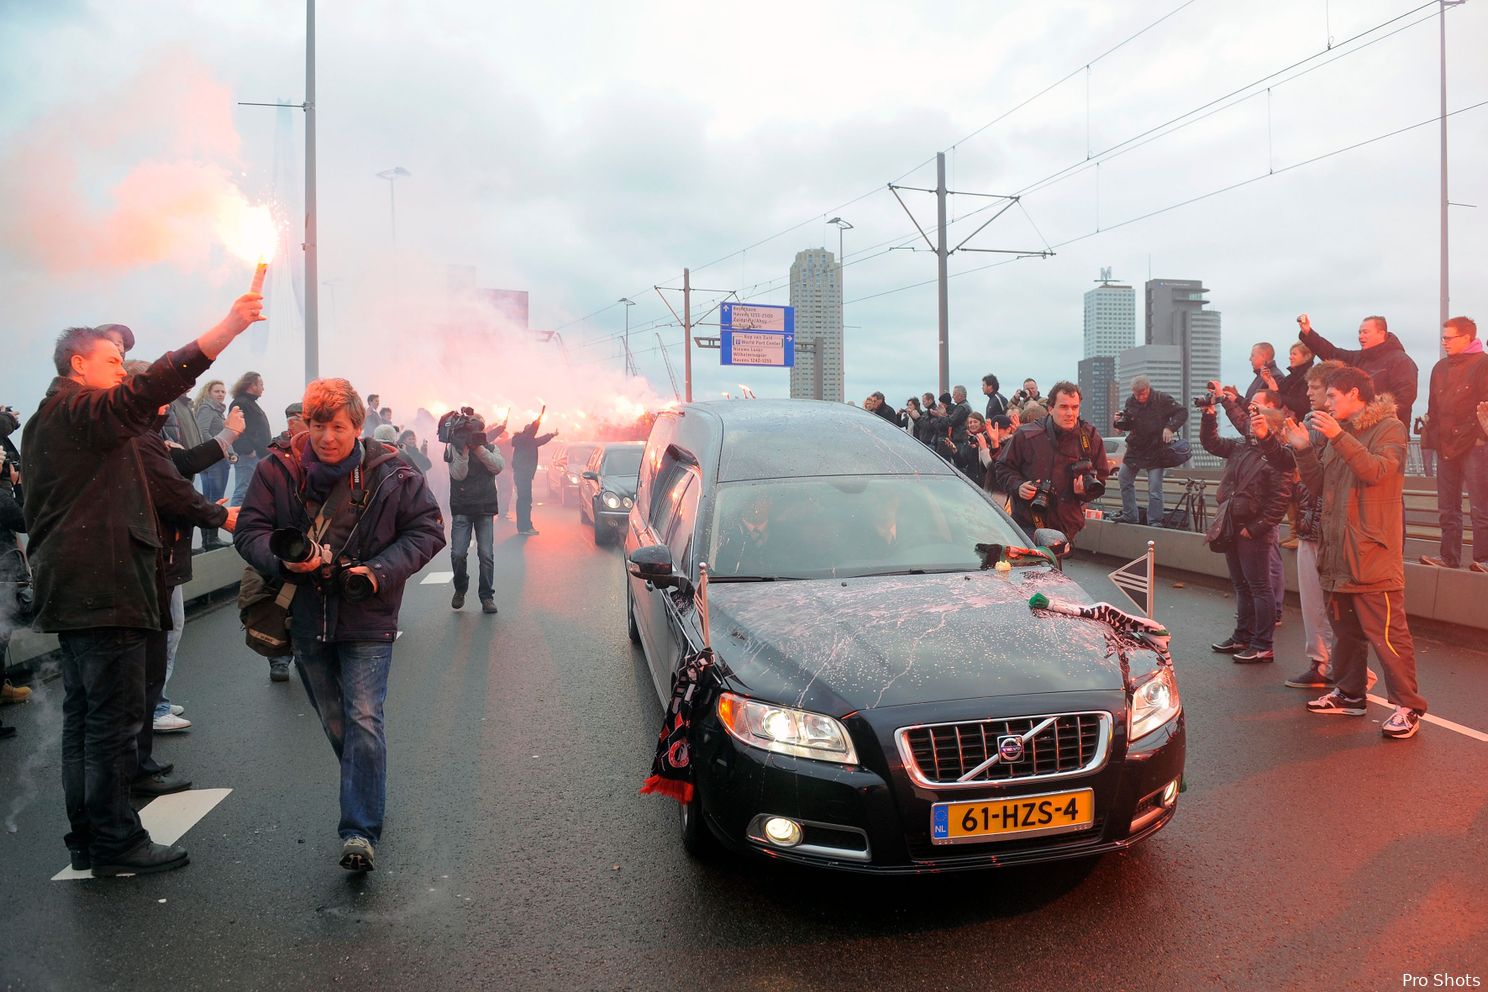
[342,570,375,603]
[269,527,315,564]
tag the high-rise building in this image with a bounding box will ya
[1084,271,1136,358]
[1078,356,1119,435]
[1082,270,1135,433]
[1116,345,1184,406]
[789,248,844,402]
[1144,279,1222,433]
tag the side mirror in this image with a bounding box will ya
[582,471,599,481]
[1032,528,1072,559]
[628,544,694,596]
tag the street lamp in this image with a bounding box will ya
[825,217,853,403]
[376,166,411,245]
[619,297,636,376]
[826,216,853,270]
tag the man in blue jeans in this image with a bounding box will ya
[22,297,265,876]
[1419,316,1488,573]
[1201,391,1292,663]
[1111,375,1187,526]
[443,411,505,613]
[236,378,444,871]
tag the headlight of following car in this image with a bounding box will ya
[567,473,578,484]
[622,495,633,509]
[1129,665,1181,742]
[602,491,621,509]
[717,692,858,765]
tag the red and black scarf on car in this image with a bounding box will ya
[640,646,719,804]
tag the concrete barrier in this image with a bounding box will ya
[1074,518,1488,631]
[6,546,249,669]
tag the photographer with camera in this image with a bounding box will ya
[439,407,506,613]
[235,378,446,870]
[994,381,1109,539]
[1110,375,1188,526]
[1201,390,1293,664]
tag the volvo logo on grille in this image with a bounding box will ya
[997,735,1026,762]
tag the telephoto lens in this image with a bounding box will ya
[269,527,316,564]
[340,567,375,603]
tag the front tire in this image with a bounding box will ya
[678,782,715,859]
[626,582,641,644]
[594,516,610,546]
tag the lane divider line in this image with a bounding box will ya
[420,572,454,585]
[52,788,233,881]
[1366,695,1488,742]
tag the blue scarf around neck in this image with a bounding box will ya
[302,439,363,504]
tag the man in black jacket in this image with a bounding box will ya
[22,295,264,876]
[1,455,27,729]
[445,414,506,613]
[981,374,1009,420]
[229,371,272,507]
[1111,375,1187,526]
[995,381,1109,539]
[510,420,558,536]
[1202,390,1293,663]
[1297,313,1418,428]
[1419,316,1488,571]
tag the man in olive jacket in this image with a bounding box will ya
[1281,365,1428,739]
[21,296,264,876]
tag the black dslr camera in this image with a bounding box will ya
[1113,410,1133,432]
[1193,391,1220,409]
[438,407,487,449]
[1029,480,1056,514]
[269,527,374,603]
[1071,459,1105,500]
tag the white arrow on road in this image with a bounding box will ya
[52,788,231,881]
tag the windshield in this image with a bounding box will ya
[602,447,643,475]
[706,475,1030,580]
[564,445,598,467]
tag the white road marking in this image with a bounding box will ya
[1366,695,1488,742]
[420,571,454,585]
[52,788,232,881]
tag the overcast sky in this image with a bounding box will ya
[2,0,1485,425]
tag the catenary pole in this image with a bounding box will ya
[304,0,319,383]
[683,268,693,403]
[936,152,949,396]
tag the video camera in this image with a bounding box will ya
[438,407,488,449]
[269,527,375,603]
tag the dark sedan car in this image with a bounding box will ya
[546,441,599,506]
[624,400,1184,874]
[579,441,643,545]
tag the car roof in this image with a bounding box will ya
[681,400,956,483]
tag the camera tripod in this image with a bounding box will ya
[1167,477,1210,533]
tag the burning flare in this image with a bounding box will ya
[216,197,278,292]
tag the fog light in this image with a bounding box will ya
[1162,778,1179,807]
[762,817,803,848]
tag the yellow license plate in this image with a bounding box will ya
[931,788,1094,845]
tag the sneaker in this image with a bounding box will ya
[519,528,540,536]
[1418,555,1455,568]
[481,598,498,615]
[1381,706,1422,739]
[169,704,184,716]
[340,835,375,872]
[1285,665,1334,689]
[1470,561,1488,574]
[152,713,192,733]
[451,590,465,610]
[1306,689,1367,716]
[269,660,290,683]
[1210,638,1247,653]
[1234,647,1275,663]
[1,680,31,704]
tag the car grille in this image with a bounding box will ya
[896,712,1110,788]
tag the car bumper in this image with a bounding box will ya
[694,694,1185,874]
[596,507,630,525]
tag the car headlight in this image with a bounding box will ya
[622,496,633,509]
[717,692,858,765]
[567,473,578,484]
[602,491,621,509]
[1129,665,1181,743]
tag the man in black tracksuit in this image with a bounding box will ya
[1297,313,1418,428]
[1112,376,1187,526]
[510,420,558,536]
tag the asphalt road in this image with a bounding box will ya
[3,496,1486,992]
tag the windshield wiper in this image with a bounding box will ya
[840,566,971,578]
[708,575,801,583]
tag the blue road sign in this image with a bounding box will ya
[721,330,794,367]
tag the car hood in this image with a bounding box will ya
[708,567,1133,715]
[600,473,638,497]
